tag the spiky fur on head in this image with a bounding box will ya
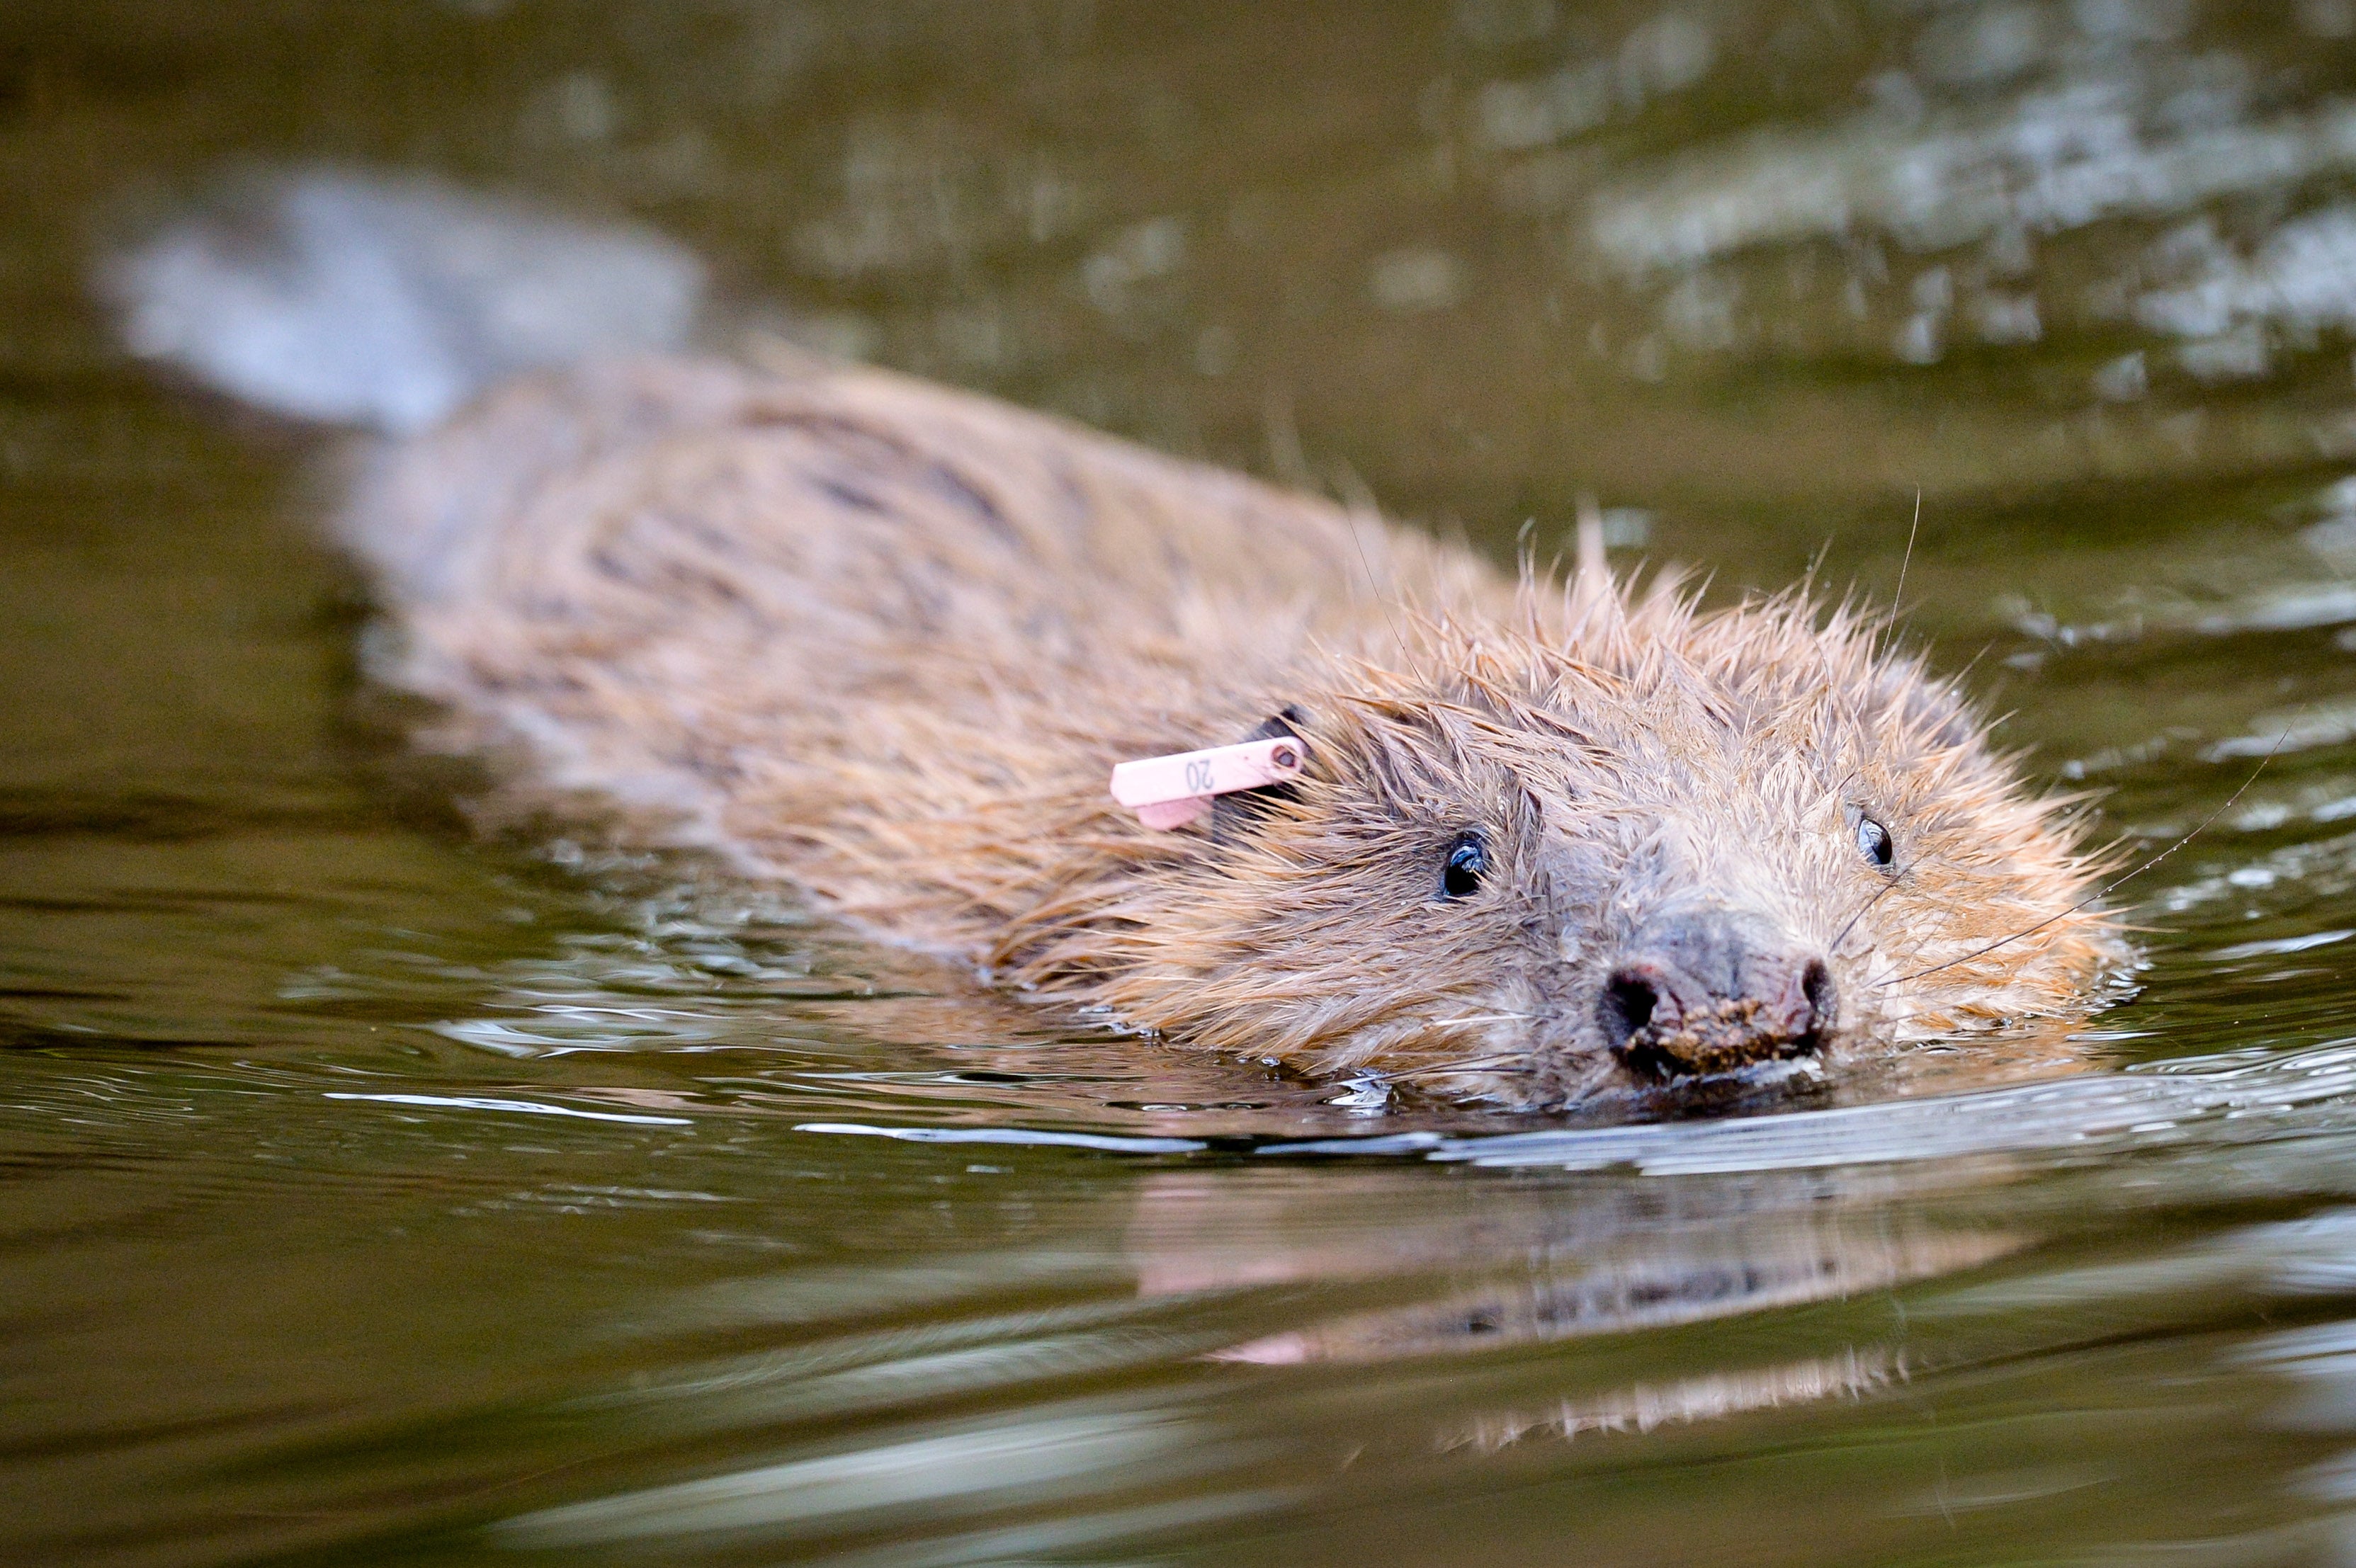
[990,579,2120,1108]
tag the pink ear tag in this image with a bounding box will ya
[1109,736,1309,831]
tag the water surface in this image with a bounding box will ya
[13,1,2356,1562]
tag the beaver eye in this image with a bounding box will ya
[1441,833,1489,899]
[1856,816,1896,871]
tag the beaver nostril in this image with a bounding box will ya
[1599,909,1835,1081]
[1596,969,1662,1055]
[1799,959,1835,1041]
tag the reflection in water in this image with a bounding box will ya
[1129,1168,2021,1363]
[478,1157,2027,1556]
[456,1135,2356,1562]
[1128,1161,2004,1443]
[1440,1347,1905,1452]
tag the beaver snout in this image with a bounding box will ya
[1597,906,1835,1081]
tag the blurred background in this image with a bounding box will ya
[19,2,2356,1564]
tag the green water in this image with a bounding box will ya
[16,1,2356,1562]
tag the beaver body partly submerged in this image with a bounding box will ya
[111,172,2126,1110]
[329,348,2119,1107]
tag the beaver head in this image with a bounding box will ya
[1021,582,2125,1109]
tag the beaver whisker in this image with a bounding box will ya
[1391,1050,1529,1072]
[1881,744,2277,989]
[1385,1052,1539,1082]
[1890,488,1922,625]
[1346,510,1408,661]
[1830,869,1909,958]
[1555,1058,1624,1103]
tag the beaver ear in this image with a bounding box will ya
[1244,705,1307,745]
[1211,706,1310,842]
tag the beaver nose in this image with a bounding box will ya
[1596,906,1835,1081]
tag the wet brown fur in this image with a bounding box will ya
[343,349,2126,1108]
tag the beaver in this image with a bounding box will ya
[106,170,2127,1110]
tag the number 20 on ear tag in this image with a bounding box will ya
[1109,737,1308,830]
